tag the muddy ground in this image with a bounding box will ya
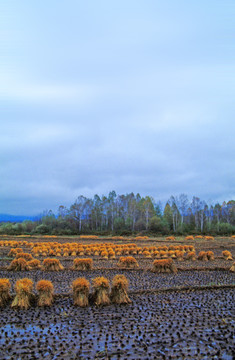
[0,236,234,359]
[0,288,234,359]
[0,268,234,294]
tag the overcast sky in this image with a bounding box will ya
[1,0,235,215]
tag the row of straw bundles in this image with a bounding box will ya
[72,258,93,270]
[9,249,226,274]
[184,235,215,240]
[152,259,177,273]
[8,258,93,271]
[64,275,131,306]
[7,249,232,273]
[8,258,64,271]
[1,278,51,308]
[6,241,195,256]
[8,258,41,271]
[8,248,23,257]
[118,256,139,268]
[0,275,131,309]
[0,260,214,309]
[197,251,215,261]
[189,250,233,261]
[8,257,139,271]
[4,279,53,309]
[222,250,233,260]
[0,279,11,307]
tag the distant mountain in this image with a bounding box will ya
[0,214,39,223]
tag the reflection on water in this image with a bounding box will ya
[0,323,68,344]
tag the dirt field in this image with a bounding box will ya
[0,235,234,359]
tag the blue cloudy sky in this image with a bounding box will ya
[1,0,235,215]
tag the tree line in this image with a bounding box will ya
[0,191,234,235]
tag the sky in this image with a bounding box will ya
[0,0,235,215]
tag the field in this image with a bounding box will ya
[0,235,234,359]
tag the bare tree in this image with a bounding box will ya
[70,195,90,232]
[169,196,179,232]
[177,194,189,227]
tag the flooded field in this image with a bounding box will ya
[0,288,234,359]
[0,235,234,359]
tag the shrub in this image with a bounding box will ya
[152,259,177,273]
[198,251,208,261]
[222,250,233,260]
[110,275,131,304]
[92,277,110,306]
[0,279,11,307]
[195,235,203,239]
[118,256,139,269]
[11,278,34,309]
[72,258,93,270]
[8,258,29,271]
[36,280,54,306]
[72,278,90,307]
[186,251,196,261]
[27,259,41,270]
[42,258,64,271]
[15,253,33,261]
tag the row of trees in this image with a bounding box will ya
[0,191,234,235]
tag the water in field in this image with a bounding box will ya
[0,289,234,359]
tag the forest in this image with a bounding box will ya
[0,191,234,236]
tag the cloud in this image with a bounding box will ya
[0,0,234,215]
[0,72,101,105]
